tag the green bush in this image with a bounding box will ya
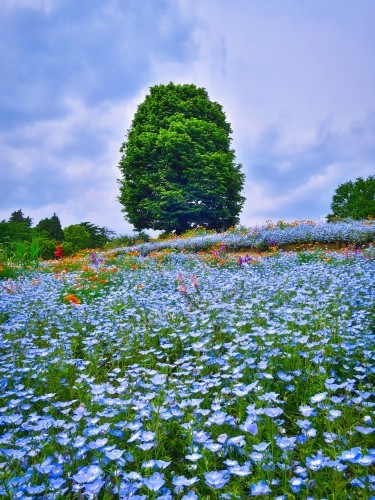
[0,264,18,280]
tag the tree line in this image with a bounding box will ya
[0,210,115,259]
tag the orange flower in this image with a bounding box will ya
[131,264,137,270]
[100,279,107,284]
[137,284,143,289]
[65,294,81,304]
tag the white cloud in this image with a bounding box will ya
[1,0,57,14]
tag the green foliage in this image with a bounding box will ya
[0,221,33,244]
[105,231,150,249]
[37,238,59,260]
[118,82,245,234]
[8,209,32,227]
[79,222,114,248]
[63,224,91,252]
[327,175,375,220]
[0,264,18,280]
[0,237,43,266]
[35,213,64,241]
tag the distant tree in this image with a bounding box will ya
[118,82,245,234]
[8,209,32,227]
[0,210,33,243]
[35,213,64,241]
[79,222,114,248]
[327,176,375,220]
[63,224,91,252]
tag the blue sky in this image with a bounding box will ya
[1,0,374,234]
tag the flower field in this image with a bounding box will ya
[0,221,374,499]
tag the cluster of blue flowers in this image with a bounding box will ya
[107,220,375,257]
[0,243,374,498]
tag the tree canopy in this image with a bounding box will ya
[118,82,245,233]
[327,175,375,220]
[35,213,64,241]
[8,209,32,227]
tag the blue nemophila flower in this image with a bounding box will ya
[299,405,317,417]
[185,453,202,462]
[323,432,338,443]
[204,441,223,452]
[289,476,305,493]
[356,455,374,466]
[339,447,362,463]
[105,448,125,460]
[249,479,272,496]
[275,436,297,451]
[253,442,270,452]
[172,475,199,493]
[72,464,102,483]
[240,415,258,435]
[306,452,327,471]
[88,438,108,449]
[310,392,327,404]
[26,484,45,495]
[262,407,283,417]
[143,472,165,491]
[328,409,342,421]
[181,491,198,500]
[227,435,246,447]
[355,425,374,434]
[249,451,264,462]
[228,462,252,476]
[138,442,155,450]
[193,430,210,443]
[151,374,167,385]
[204,470,230,489]
[85,478,105,495]
[296,419,311,430]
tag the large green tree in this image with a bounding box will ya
[118,83,245,233]
[327,175,375,220]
